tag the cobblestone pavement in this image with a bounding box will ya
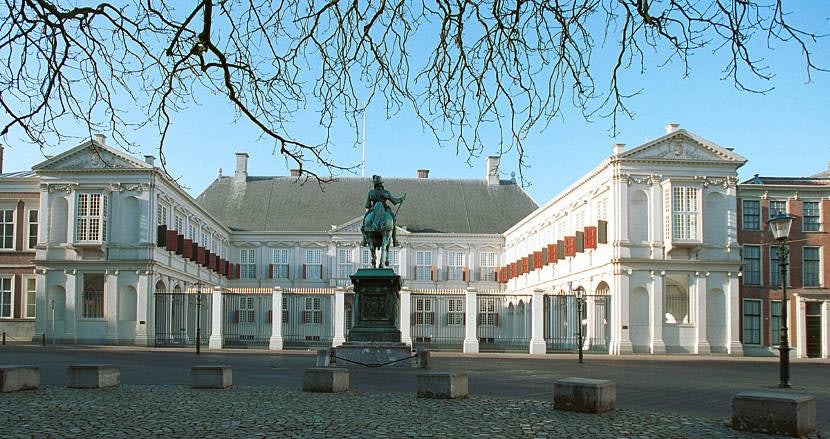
[1,385,825,438]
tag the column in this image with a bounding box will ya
[332,286,346,347]
[134,271,152,346]
[269,286,284,350]
[399,287,412,346]
[34,270,47,341]
[612,273,633,354]
[822,300,829,359]
[208,286,223,349]
[463,287,479,353]
[725,273,743,355]
[795,295,804,359]
[649,271,666,354]
[695,272,710,354]
[104,270,119,344]
[64,269,77,342]
[585,294,595,351]
[529,288,546,355]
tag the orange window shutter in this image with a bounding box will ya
[268,264,274,279]
[462,267,467,282]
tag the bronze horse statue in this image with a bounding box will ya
[361,175,405,268]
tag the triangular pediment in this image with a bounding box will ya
[620,130,747,163]
[331,216,411,235]
[32,140,152,172]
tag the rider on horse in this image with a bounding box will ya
[361,175,405,247]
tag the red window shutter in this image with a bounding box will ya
[233,310,240,323]
[165,230,178,252]
[564,236,576,257]
[547,244,557,264]
[521,257,528,274]
[533,251,542,269]
[584,226,598,249]
[430,266,435,281]
[268,264,274,279]
[494,313,499,327]
[477,313,484,325]
[462,267,467,282]
[235,264,240,279]
[267,310,272,324]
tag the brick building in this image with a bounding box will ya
[737,170,829,358]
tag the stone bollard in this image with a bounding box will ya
[732,391,816,437]
[191,365,233,389]
[303,367,349,393]
[67,364,120,389]
[417,372,468,399]
[554,377,616,414]
[0,365,40,392]
[315,349,331,367]
[415,350,431,369]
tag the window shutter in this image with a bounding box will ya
[267,310,272,324]
[176,234,184,255]
[547,243,557,264]
[156,224,167,247]
[430,265,435,281]
[235,264,240,279]
[462,313,466,325]
[303,264,307,279]
[564,237,576,257]
[462,267,467,282]
[575,231,585,253]
[268,264,274,279]
[584,226,597,249]
[233,310,240,323]
[597,220,608,244]
[477,313,484,325]
[302,310,309,324]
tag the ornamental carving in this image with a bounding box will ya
[655,139,701,160]
[120,183,150,192]
[47,183,78,193]
[621,174,663,186]
[693,176,738,188]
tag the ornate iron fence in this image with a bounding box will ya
[476,294,532,353]
[544,294,609,353]
[283,292,333,349]
[154,292,212,347]
[222,293,271,348]
[410,294,465,351]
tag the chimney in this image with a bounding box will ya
[234,152,249,182]
[665,123,680,134]
[486,156,500,185]
[417,169,429,179]
[612,143,625,156]
[290,169,301,177]
[144,155,155,166]
[94,133,107,145]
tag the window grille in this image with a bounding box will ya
[478,297,498,326]
[479,252,497,281]
[271,249,290,279]
[240,249,257,279]
[82,273,105,318]
[238,297,256,323]
[76,194,107,242]
[415,298,435,325]
[447,251,465,281]
[742,199,760,230]
[768,200,787,219]
[803,201,820,232]
[447,298,464,325]
[672,187,699,240]
[302,297,322,324]
[27,210,38,249]
[415,251,433,280]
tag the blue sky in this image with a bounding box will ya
[3,5,829,206]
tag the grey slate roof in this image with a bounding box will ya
[741,175,830,186]
[196,176,538,234]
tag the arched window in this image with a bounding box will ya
[664,274,690,324]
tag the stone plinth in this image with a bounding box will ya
[732,391,816,437]
[0,365,39,393]
[191,365,232,389]
[554,377,616,414]
[349,268,401,343]
[334,343,413,368]
[417,372,468,399]
[303,368,349,393]
[315,349,331,367]
[68,364,120,389]
[416,350,431,369]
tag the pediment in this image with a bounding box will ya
[620,130,746,163]
[33,140,152,172]
[330,216,410,235]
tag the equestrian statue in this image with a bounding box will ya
[361,175,405,268]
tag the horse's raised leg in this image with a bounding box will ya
[381,230,392,267]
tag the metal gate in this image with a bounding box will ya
[223,293,271,348]
[544,294,609,353]
[476,295,532,353]
[154,292,212,347]
[410,294,465,351]
[283,293,333,349]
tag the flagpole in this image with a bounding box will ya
[361,103,366,177]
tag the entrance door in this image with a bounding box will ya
[805,302,822,358]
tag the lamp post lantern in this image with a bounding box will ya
[767,214,795,388]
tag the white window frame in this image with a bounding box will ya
[742,299,762,346]
[447,251,465,281]
[671,187,700,241]
[26,208,38,250]
[271,248,290,279]
[157,203,168,226]
[479,252,497,281]
[478,297,497,326]
[174,214,183,233]
[447,298,464,325]
[0,276,13,318]
[803,246,821,287]
[75,193,108,243]
[240,248,257,279]
[302,297,322,324]
[337,248,354,280]
[768,200,787,220]
[414,297,434,325]
[741,199,761,231]
[770,300,782,347]
[389,249,400,274]
[769,245,790,288]
[415,250,433,281]
[22,276,36,319]
[238,297,256,323]
[802,201,821,232]
[304,249,323,280]
[0,207,15,250]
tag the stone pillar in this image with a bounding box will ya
[726,273,743,355]
[795,295,805,359]
[208,286,223,349]
[822,300,829,359]
[612,273,633,355]
[64,269,77,342]
[585,294,595,351]
[332,286,346,347]
[399,287,413,346]
[649,271,666,354]
[695,272,710,354]
[104,270,119,344]
[134,271,152,346]
[529,288,546,355]
[269,286,283,350]
[34,270,47,340]
[463,287,479,354]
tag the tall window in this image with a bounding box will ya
[0,277,11,318]
[415,251,433,281]
[770,300,781,347]
[238,297,255,323]
[271,249,290,279]
[743,245,761,285]
[304,249,322,279]
[360,248,372,268]
[302,297,322,324]
[337,248,354,279]
[672,187,699,240]
[156,203,168,225]
[573,208,585,232]
[0,209,14,249]
[803,247,821,287]
[595,196,608,221]
[27,210,38,249]
[76,193,107,242]
[742,299,761,345]
[447,298,464,325]
[188,223,196,241]
[478,297,497,326]
[803,201,820,232]
[447,251,465,281]
[769,246,790,287]
[389,249,401,274]
[174,215,183,232]
[664,275,690,324]
[24,277,36,319]
[415,298,434,325]
[479,252,497,281]
[768,200,787,219]
[82,273,105,318]
[741,199,760,230]
[556,219,566,240]
[240,249,257,279]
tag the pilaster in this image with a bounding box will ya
[463,287,479,353]
[104,270,119,344]
[399,287,413,346]
[268,286,283,350]
[332,286,347,347]
[208,286,223,349]
[726,273,743,355]
[649,271,666,354]
[134,271,152,346]
[612,272,633,354]
[64,269,77,341]
[529,288,546,355]
[695,272,710,354]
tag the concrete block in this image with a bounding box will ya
[303,368,349,393]
[732,391,816,437]
[67,364,120,389]
[0,365,39,392]
[417,372,468,399]
[416,350,431,369]
[191,365,232,389]
[315,349,331,367]
[554,377,616,414]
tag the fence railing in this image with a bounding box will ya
[154,292,212,347]
[410,294,465,351]
[477,294,532,353]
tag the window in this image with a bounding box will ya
[556,219,566,240]
[360,248,372,268]
[803,201,820,232]
[769,245,790,287]
[238,297,255,323]
[478,297,498,326]
[156,203,168,225]
[769,200,787,219]
[281,296,288,324]
[0,209,14,249]
[595,196,608,221]
[672,187,699,240]
[742,245,761,285]
[389,249,400,274]
[187,223,196,241]
[741,199,760,230]
[240,249,257,279]
[24,277,36,319]
[76,193,108,242]
[664,275,690,324]
[447,298,464,325]
[742,299,761,345]
[803,247,821,287]
[573,208,585,232]
[302,297,322,324]
[337,248,354,279]
[82,273,105,318]
[447,251,465,281]
[0,277,11,318]
[27,209,38,249]
[479,252,497,281]
[415,298,434,325]
[174,215,183,232]
[415,251,433,281]
[304,249,322,279]
[271,249,290,279]
[770,301,781,347]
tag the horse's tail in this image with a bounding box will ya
[372,201,384,230]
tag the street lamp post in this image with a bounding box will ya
[767,214,795,388]
[195,282,203,355]
[570,282,585,364]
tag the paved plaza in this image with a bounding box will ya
[1,346,828,437]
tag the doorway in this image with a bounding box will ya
[805,302,823,358]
